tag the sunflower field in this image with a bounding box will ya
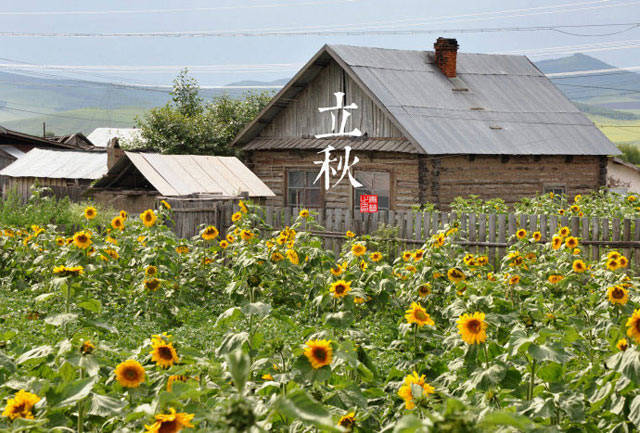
[1,199,640,432]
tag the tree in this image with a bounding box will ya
[131,69,272,155]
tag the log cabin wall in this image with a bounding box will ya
[247,150,420,210]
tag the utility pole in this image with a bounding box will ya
[42,122,46,137]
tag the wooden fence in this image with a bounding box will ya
[169,201,640,269]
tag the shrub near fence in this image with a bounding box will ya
[168,200,640,270]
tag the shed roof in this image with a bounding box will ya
[233,44,619,156]
[87,128,142,148]
[0,145,25,159]
[94,152,275,198]
[0,148,107,179]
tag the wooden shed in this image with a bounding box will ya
[233,39,620,211]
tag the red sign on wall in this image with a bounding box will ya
[360,194,378,213]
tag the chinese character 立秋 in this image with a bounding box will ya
[314,92,363,139]
[313,145,362,190]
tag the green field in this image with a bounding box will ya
[588,115,640,147]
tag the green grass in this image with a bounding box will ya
[587,114,640,146]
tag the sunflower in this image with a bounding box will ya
[404,302,434,327]
[627,310,640,343]
[299,209,310,218]
[547,274,564,284]
[101,248,119,261]
[115,360,145,388]
[73,231,92,249]
[565,236,578,249]
[516,229,527,239]
[150,337,179,369]
[352,243,366,257]
[145,265,158,277]
[200,225,219,241]
[360,260,368,271]
[53,265,84,276]
[175,246,189,254]
[558,226,570,238]
[570,205,580,213]
[219,240,229,249]
[226,234,235,243]
[111,216,125,231]
[551,235,562,250]
[572,260,587,273]
[432,233,446,247]
[558,209,565,215]
[271,252,284,262]
[286,249,299,265]
[397,371,435,410]
[368,251,382,262]
[329,280,351,298]
[628,195,637,202]
[477,255,489,266]
[608,285,629,305]
[573,248,581,255]
[463,254,475,266]
[240,229,254,241]
[345,231,356,238]
[303,339,332,369]
[106,236,118,245]
[457,312,488,345]
[144,408,194,433]
[608,251,622,260]
[84,206,97,220]
[338,412,356,431]
[145,278,161,291]
[402,251,413,262]
[447,268,465,283]
[55,237,65,246]
[160,200,172,210]
[239,200,248,213]
[508,275,520,285]
[167,375,189,392]
[414,249,425,261]
[532,231,542,242]
[617,339,629,351]
[140,209,157,227]
[231,212,242,222]
[119,210,128,219]
[354,296,366,304]
[418,283,431,297]
[619,256,629,268]
[1,390,40,420]
[607,258,620,271]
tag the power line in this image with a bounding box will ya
[0,105,134,123]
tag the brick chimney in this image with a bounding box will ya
[107,137,124,170]
[434,37,459,78]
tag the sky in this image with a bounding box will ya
[0,0,638,87]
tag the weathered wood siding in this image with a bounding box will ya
[259,60,403,139]
[247,150,420,210]
[2,177,90,201]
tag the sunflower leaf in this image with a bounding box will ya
[226,349,250,394]
[274,389,342,432]
[44,313,78,327]
[88,393,125,417]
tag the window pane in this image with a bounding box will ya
[354,171,390,210]
[307,189,322,207]
[288,171,305,187]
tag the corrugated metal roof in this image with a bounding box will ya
[0,145,25,159]
[121,152,275,197]
[0,148,107,179]
[87,128,142,147]
[243,137,416,153]
[234,44,619,156]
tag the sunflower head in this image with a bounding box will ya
[115,360,145,388]
[558,226,570,238]
[402,251,413,262]
[303,339,333,369]
[145,265,158,277]
[240,229,254,241]
[140,209,157,228]
[345,231,356,238]
[508,275,520,285]
[565,237,578,249]
[351,243,366,257]
[617,339,629,351]
[418,283,431,297]
[119,210,128,219]
[271,252,284,262]
[619,256,629,268]
[299,209,310,218]
[329,280,352,298]
[145,278,161,291]
[226,234,235,243]
[414,249,425,261]
[1,389,40,420]
[81,340,95,355]
[73,231,92,249]
[516,229,527,239]
[457,312,488,345]
[547,274,564,284]
[286,249,299,265]
[607,258,620,271]
[84,206,97,220]
[167,375,189,392]
[219,240,229,249]
[202,226,219,240]
[532,231,542,242]
[447,268,465,283]
[404,302,434,327]
[144,408,194,433]
[330,265,343,276]
[572,260,586,273]
[239,200,248,213]
[231,212,242,222]
[626,309,640,343]
[338,412,356,431]
[111,216,125,231]
[150,336,179,368]
[175,245,189,254]
[551,235,562,250]
[397,372,435,410]
[608,285,629,305]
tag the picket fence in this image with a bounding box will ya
[169,200,640,269]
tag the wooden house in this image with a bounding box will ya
[232,39,619,211]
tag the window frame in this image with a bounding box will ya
[285,168,325,208]
[352,169,392,211]
[542,184,566,196]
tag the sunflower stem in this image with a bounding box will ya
[528,359,537,400]
[77,369,84,433]
[413,325,418,354]
[482,343,489,368]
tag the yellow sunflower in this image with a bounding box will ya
[111,216,125,231]
[55,237,65,246]
[351,243,366,257]
[286,249,299,265]
[81,340,95,355]
[508,275,520,285]
[240,229,254,241]
[119,210,128,219]
[607,258,620,271]
[551,235,562,250]
[447,268,465,283]
[627,310,640,343]
[150,336,179,369]
[219,240,229,249]
[570,205,580,213]
[629,195,637,203]
[201,225,219,240]
[144,408,194,433]
[414,249,425,261]
[144,278,161,291]
[299,209,310,218]
[572,260,586,273]
[166,375,189,392]
[619,256,629,268]
[72,231,92,249]
[558,226,570,238]
[617,339,629,351]
[271,252,284,262]
[1,390,40,420]
[345,231,356,238]
[402,251,413,262]
[532,231,542,242]
[558,209,565,215]
[608,251,622,260]
[338,412,356,431]
[140,209,157,227]
[231,212,242,222]
[418,283,431,297]
[457,312,488,345]
[84,206,97,220]
[303,339,333,369]
[404,302,434,327]
[175,246,189,254]
[115,360,145,388]
[516,229,527,239]
[547,274,564,284]
[239,200,248,213]
[145,265,158,277]
[160,200,172,210]
[329,280,352,298]
[565,236,578,249]
[608,285,629,305]
[226,234,235,243]
[397,372,435,410]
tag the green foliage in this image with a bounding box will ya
[618,143,640,166]
[131,69,272,155]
